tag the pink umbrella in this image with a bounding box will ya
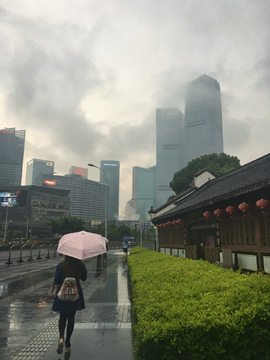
[57,231,107,260]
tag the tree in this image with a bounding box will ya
[170,153,241,195]
[46,217,85,236]
[90,224,132,242]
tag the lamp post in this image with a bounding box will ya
[4,206,9,244]
[148,206,157,251]
[25,216,29,241]
[88,163,108,239]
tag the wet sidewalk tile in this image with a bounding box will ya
[0,251,136,360]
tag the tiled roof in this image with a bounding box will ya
[154,153,270,221]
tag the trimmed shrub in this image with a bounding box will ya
[128,248,270,360]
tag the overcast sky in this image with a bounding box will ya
[1,0,270,219]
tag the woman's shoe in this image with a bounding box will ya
[65,346,71,353]
[64,351,71,360]
[57,338,64,354]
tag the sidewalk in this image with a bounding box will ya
[14,251,136,360]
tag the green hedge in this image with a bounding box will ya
[128,248,270,360]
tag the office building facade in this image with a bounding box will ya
[132,165,156,220]
[0,185,70,238]
[100,161,120,221]
[25,158,54,185]
[0,128,25,187]
[184,74,223,166]
[156,108,184,208]
[69,166,88,179]
[35,173,108,223]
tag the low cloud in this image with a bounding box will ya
[1,1,270,216]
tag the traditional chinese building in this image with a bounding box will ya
[150,153,270,273]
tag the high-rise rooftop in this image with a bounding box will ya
[0,127,25,187]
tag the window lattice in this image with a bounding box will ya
[235,218,241,246]
[159,226,184,246]
[229,220,234,245]
[221,215,256,247]
[171,227,184,244]
[260,213,270,247]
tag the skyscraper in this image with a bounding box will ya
[25,158,55,185]
[132,165,156,220]
[100,161,120,221]
[183,74,223,166]
[156,108,184,207]
[34,173,107,223]
[0,127,25,187]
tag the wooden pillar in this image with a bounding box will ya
[255,211,262,271]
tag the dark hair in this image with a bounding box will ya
[60,256,83,280]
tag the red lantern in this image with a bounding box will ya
[226,206,236,216]
[238,202,250,216]
[176,219,182,225]
[172,220,176,226]
[214,209,223,218]
[256,199,270,213]
[156,224,159,229]
[167,221,172,227]
[203,211,212,219]
[163,223,167,228]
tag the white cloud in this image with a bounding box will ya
[0,0,270,217]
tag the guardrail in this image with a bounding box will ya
[0,243,60,265]
[0,240,153,265]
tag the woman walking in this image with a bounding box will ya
[52,255,87,356]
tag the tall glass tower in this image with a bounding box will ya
[25,158,55,185]
[184,74,223,166]
[100,161,120,221]
[132,165,156,220]
[156,108,184,207]
[0,127,25,187]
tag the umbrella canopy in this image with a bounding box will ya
[122,236,133,243]
[57,231,107,260]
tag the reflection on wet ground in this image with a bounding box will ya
[0,255,108,359]
[0,270,55,299]
[40,253,134,360]
[0,251,135,360]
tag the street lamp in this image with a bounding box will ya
[88,163,108,239]
[3,205,9,244]
[148,206,157,251]
[25,216,29,241]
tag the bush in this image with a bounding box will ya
[128,248,270,360]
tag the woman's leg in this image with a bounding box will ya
[57,313,67,354]
[59,313,68,339]
[65,312,76,347]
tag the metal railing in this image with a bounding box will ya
[0,240,154,265]
[0,243,60,265]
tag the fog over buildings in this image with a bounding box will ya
[100,161,120,221]
[183,75,223,166]
[129,74,224,219]
[0,1,270,218]
[156,108,184,208]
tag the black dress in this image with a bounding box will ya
[52,262,87,313]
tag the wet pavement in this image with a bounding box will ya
[0,250,136,360]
